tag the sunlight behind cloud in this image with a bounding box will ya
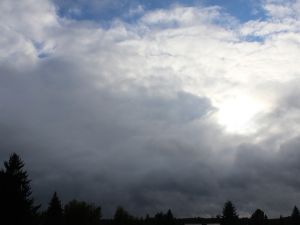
[216,96,265,134]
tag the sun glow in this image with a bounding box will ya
[216,96,264,134]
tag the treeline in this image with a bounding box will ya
[0,153,300,225]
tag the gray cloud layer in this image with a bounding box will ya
[1,0,300,218]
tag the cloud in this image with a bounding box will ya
[0,58,221,216]
[1,0,300,218]
[261,0,300,19]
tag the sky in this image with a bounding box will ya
[1,0,300,218]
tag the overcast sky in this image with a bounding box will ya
[1,0,300,218]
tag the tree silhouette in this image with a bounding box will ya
[45,192,64,225]
[153,209,175,225]
[291,206,300,225]
[166,209,175,225]
[221,201,239,225]
[114,206,135,225]
[251,209,267,225]
[64,200,101,225]
[0,153,39,225]
[3,152,300,225]
[144,214,151,225]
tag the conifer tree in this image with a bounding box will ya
[45,192,64,225]
[0,153,39,225]
[221,201,239,225]
[292,206,300,218]
[166,209,175,225]
[291,206,300,225]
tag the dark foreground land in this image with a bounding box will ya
[101,216,299,225]
[0,153,299,225]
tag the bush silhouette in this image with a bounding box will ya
[64,200,101,225]
[114,206,136,225]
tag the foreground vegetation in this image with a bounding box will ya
[0,153,299,225]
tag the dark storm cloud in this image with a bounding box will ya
[0,57,222,216]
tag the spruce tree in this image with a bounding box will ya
[292,206,300,218]
[45,192,64,225]
[291,206,300,225]
[0,153,39,225]
[221,201,239,225]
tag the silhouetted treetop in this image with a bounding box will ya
[166,209,174,219]
[65,200,101,225]
[45,192,64,225]
[221,201,239,225]
[291,206,300,225]
[222,201,238,218]
[0,153,39,225]
[114,206,135,225]
[2,153,300,225]
[292,206,300,219]
[153,209,176,225]
[251,209,267,225]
